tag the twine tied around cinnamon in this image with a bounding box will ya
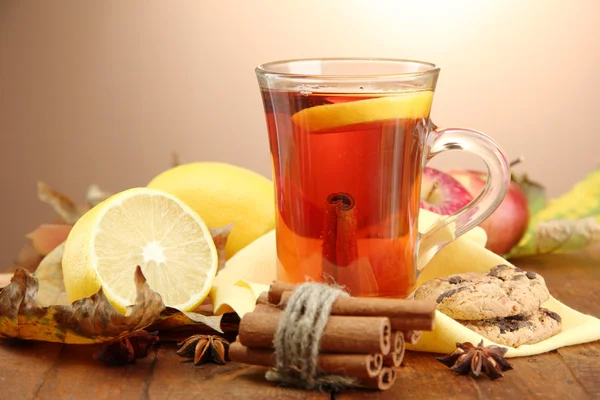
[265,282,358,391]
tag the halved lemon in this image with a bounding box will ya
[291,90,434,132]
[62,187,218,313]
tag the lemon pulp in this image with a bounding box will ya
[62,188,218,313]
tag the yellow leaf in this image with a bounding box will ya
[510,169,600,257]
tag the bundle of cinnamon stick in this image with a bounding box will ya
[229,282,437,391]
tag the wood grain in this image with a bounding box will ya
[0,249,599,399]
[520,249,600,399]
[337,249,600,400]
[0,341,63,399]
[147,342,328,400]
[34,343,156,400]
[558,343,600,398]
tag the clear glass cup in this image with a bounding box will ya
[256,58,510,298]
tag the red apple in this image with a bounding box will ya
[447,169,529,255]
[420,167,473,214]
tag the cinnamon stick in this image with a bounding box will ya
[402,330,423,345]
[268,281,297,305]
[357,367,396,391]
[238,312,391,355]
[256,291,270,305]
[383,331,405,367]
[278,290,436,331]
[253,303,280,314]
[322,193,358,268]
[228,341,383,379]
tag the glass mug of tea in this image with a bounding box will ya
[256,58,510,298]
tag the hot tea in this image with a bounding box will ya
[257,58,510,300]
[262,89,434,298]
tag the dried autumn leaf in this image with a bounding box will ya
[85,184,113,208]
[509,169,600,258]
[172,152,181,168]
[0,266,165,344]
[148,310,240,342]
[531,217,600,255]
[182,311,224,333]
[151,308,225,335]
[93,330,159,365]
[210,224,233,271]
[37,181,82,224]
[26,224,72,256]
[14,242,44,272]
[33,243,69,306]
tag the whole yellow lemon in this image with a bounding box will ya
[147,162,275,259]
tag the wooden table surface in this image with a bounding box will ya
[2,249,599,400]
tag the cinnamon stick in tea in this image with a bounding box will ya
[228,341,384,379]
[383,331,405,367]
[238,312,391,355]
[322,192,358,268]
[278,291,436,331]
[402,330,423,345]
[356,367,396,391]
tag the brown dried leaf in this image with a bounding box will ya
[37,182,82,224]
[15,242,44,272]
[171,152,181,168]
[93,330,159,365]
[26,224,71,256]
[182,311,224,333]
[149,308,224,334]
[0,195,233,343]
[210,224,233,271]
[0,267,165,344]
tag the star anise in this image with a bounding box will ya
[176,334,230,365]
[93,330,159,366]
[436,340,513,380]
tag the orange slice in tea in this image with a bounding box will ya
[291,91,434,132]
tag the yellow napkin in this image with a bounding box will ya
[210,212,600,357]
[210,230,275,318]
[407,224,600,357]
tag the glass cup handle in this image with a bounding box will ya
[417,127,511,272]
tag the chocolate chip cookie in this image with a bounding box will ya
[459,308,562,347]
[414,265,550,320]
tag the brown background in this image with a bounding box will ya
[1,1,599,268]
